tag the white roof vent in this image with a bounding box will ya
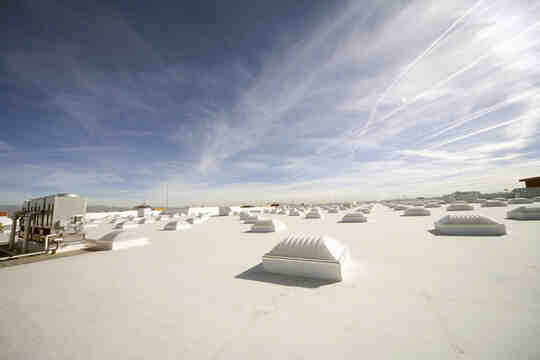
[113,221,139,230]
[341,212,367,223]
[289,209,302,216]
[509,198,533,204]
[136,217,154,224]
[305,209,324,219]
[94,230,149,250]
[393,205,408,211]
[424,203,441,208]
[250,219,287,233]
[507,206,540,220]
[435,215,506,235]
[447,203,474,211]
[218,207,232,216]
[243,214,262,224]
[403,207,431,216]
[262,234,348,281]
[163,220,192,230]
[327,208,339,214]
[481,200,507,207]
[186,215,207,224]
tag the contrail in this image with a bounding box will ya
[429,109,539,149]
[359,0,484,136]
[424,90,538,141]
[358,18,540,136]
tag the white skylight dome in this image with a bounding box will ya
[218,207,232,216]
[113,221,139,230]
[507,206,540,220]
[243,214,262,224]
[508,197,534,204]
[393,205,408,211]
[250,219,288,233]
[341,212,367,223]
[136,217,154,224]
[534,196,540,202]
[327,208,339,214]
[424,203,441,208]
[187,215,208,224]
[262,234,348,281]
[93,230,149,251]
[163,220,192,231]
[278,209,289,215]
[403,207,431,216]
[239,212,250,220]
[481,200,507,207]
[289,209,302,216]
[447,203,474,211]
[434,215,506,235]
[305,208,324,219]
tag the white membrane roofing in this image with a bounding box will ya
[1,203,539,359]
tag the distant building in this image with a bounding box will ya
[511,176,540,198]
[519,176,540,188]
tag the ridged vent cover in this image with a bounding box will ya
[447,204,474,211]
[341,213,367,222]
[404,207,431,216]
[163,220,192,230]
[95,230,149,250]
[436,214,498,225]
[481,200,507,207]
[251,219,287,232]
[509,198,533,204]
[265,234,346,262]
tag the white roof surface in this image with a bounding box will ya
[1,204,540,359]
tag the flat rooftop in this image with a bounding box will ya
[1,204,539,359]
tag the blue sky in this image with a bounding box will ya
[1,0,540,206]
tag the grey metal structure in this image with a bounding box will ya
[2,193,88,260]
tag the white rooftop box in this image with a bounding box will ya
[507,206,540,220]
[403,207,431,216]
[250,219,287,233]
[93,230,149,251]
[341,212,367,223]
[262,234,348,281]
[163,220,192,231]
[435,215,506,236]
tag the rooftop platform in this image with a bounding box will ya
[1,204,539,359]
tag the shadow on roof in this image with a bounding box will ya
[235,263,339,288]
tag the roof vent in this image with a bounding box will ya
[509,198,533,204]
[163,220,192,230]
[435,215,506,235]
[447,203,474,211]
[481,200,507,207]
[341,212,367,223]
[507,206,540,220]
[113,221,139,230]
[403,207,431,216]
[305,208,324,219]
[94,230,149,250]
[250,219,287,233]
[262,234,348,281]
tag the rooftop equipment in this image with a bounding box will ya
[2,194,88,259]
